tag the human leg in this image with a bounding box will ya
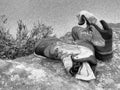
[75,10,113,61]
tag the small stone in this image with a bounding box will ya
[11,75,20,81]
[116,83,120,89]
[0,60,10,71]
[28,69,46,82]
[95,87,104,90]
[104,78,114,84]
[97,83,103,87]
[96,82,104,90]
[118,65,120,69]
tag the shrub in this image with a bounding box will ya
[0,16,54,59]
[0,15,15,59]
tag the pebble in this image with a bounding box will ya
[116,83,120,89]
[118,65,120,69]
[104,78,114,84]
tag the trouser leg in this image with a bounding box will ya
[34,37,96,77]
[71,26,97,75]
[71,26,92,41]
[34,38,73,74]
[72,26,82,41]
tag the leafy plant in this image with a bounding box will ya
[0,16,54,59]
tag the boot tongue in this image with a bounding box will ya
[75,62,96,81]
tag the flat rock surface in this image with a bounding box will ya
[0,31,120,90]
[0,56,93,90]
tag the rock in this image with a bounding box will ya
[118,65,120,69]
[104,78,114,84]
[116,83,120,89]
[0,55,93,90]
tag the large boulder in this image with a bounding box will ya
[0,55,96,90]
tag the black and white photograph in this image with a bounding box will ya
[0,0,120,90]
